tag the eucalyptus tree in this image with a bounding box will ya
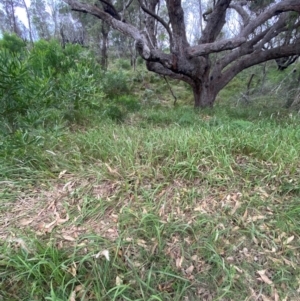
[29,0,52,40]
[63,0,300,108]
[0,0,22,36]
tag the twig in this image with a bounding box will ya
[163,76,177,106]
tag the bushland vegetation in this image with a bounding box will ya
[1,35,300,300]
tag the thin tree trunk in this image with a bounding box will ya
[21,0,33,44]
[9,0,18,35]
[101,22,109,70]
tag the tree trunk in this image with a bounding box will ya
[101,22,109,70]
[193,81,217,108]
[21,0,33,45]
[9,0,18,35]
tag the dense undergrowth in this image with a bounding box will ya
[1,35,300,301]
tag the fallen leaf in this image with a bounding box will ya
[273,288,279,301]
[176,256,184,268]
[105,163,121,176]
[68,262,77,277]
[69,291,76,301]
[233,265,243,273]
[191,255,198,261]
[19,219,34,226]
[116,276,123,286]
[230,201,241,215]
[158,281,174,292]
[284,235,294,245]
[194,206,205,212]
[56,213,69,224]
[44,219,57,229]
[249,215,265,222]
[185,265,194,274]
[63,181,74,191]
[75,285,83,292]
[62,235,76,242]
[93,249,110,261]
[159,204,165,217]
[151,242,158,255]
[137,239,147,247]
[111,214,118,222]
[59,170,67,178]
[282,257,296,269]
[257,270,273,285]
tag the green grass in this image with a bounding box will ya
[1,105,300,300]
[1,39,300,299]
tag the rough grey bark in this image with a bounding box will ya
[63,0,300,108]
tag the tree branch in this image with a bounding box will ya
[254,13,291,50]
[146,61,193,85]
[217,29,270,70]
[63,0,151,59]
[98,0,121,20]
[165,0,189,53]
[200,0,231,44]
[229,2,250,27]
[220,41,300,91]
[138,0,172,44]
[240,0,300,38]
[187,36,246,57]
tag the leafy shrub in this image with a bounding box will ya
[137,56,144,65]
[116,58,131,70]
[0,33,27,53]
[0,36,139,131]
[102,70,129,99]
[0,37,107,131]
[29,39,79,77]
[101,95,141,122]
[0,49,38,131]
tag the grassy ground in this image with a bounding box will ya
[1,104,300,300]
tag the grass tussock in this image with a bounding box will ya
[1,106,300,301]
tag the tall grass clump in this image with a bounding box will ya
[1,110,300,300]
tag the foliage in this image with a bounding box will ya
[0,49,37,131]
[1,31,300,300]
[0,33,27,53]
[29,39,92,77]
[101,70,130,100]
[116,58,132,70]
[0,34,142,133]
